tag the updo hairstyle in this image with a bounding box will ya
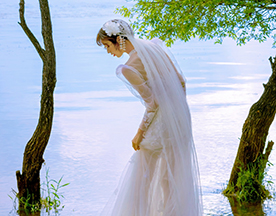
[96,28,128,47]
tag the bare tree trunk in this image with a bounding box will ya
[226,56,276,193]
[16,0,56,208]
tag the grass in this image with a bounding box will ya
[41,167,70,214]
[9,167,69,215]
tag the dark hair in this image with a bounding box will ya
[96,28,117,46]
[96,28,128,47]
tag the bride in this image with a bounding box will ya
[96,19,202,216]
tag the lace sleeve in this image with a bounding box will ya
[139,108,159,131]
[116,64,158,131]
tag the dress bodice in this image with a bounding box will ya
[116,50,158,131]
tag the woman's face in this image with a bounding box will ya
[102,39,123,58]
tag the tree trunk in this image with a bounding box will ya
[227,56,276,192]
[16,0,56,208]
[228,197,264,216]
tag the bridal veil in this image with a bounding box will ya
[99,19,202,216]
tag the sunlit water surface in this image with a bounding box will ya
[1,0,276,215]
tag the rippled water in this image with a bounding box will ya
[1,0,276,215]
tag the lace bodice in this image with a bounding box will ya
[116,50,158,131]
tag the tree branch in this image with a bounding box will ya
[19,0,45,61]
[263,141,274,162]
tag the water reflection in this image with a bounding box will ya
[15,211,41,216]
[231,199,263,216]
[1,0,276,215]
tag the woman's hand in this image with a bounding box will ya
[132,128,144,151]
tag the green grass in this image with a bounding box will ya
[9,167,70,215]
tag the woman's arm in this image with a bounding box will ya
[132,128,144,151]
[162,48,186,93]
[121,67,158,150]
[176,70,186,91]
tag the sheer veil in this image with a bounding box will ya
[100,19,202,216]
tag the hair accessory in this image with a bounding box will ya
[102,19,134,38]
[119,35,126,51]
[102,21,121,37]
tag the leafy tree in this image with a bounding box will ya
[16,0,56,211]
[117,0,276,203]
[118,0,276,46]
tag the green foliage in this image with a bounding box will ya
[41,167,70,214]
[223,156,274,204]
[8,167,69,215]
[9,189,41,214]
[235,162,271,202]
[116,0,276,46]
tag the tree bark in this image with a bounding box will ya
[228,197,264,216]
[16,0,56,208]
[227,56,276,191]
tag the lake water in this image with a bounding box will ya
[1,0,276,215]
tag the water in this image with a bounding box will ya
[1,0,276,215]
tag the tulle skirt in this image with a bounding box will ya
[100,111,202,216]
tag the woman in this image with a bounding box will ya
[96,19,202,216]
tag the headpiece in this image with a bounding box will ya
[102,19,134,38]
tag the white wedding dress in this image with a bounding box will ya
[100,39,202,216]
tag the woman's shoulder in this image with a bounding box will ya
[116,64,141,78]
[123,51,148,80]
